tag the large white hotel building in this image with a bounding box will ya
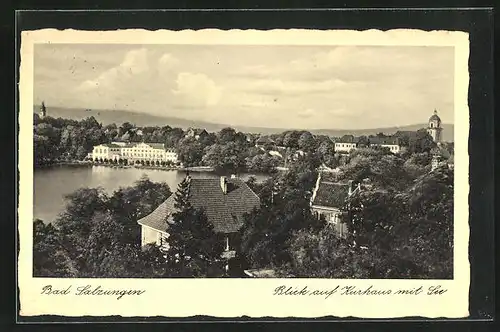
[90,142,178,164]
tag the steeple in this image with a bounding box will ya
[427,109,443,143]
[39,101,47,118]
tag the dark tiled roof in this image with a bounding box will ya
[102,143,122,148]
[137,195,176,232]
[369,136,400,145]
[394,130,418,138]
[336,135,359,144]
[312,182,350,208]
[138,178,260,234]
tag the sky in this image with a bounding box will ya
[34,44,454,129]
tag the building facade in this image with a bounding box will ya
[334,135,359,153]
[91,142,178,164]
[310,172,361,238]
[369,137,402,153]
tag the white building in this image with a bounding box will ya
[91,142,178,164]
[334,135,359,153]
[369,137,402,153]
[92,143,122,161]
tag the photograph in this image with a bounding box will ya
[18,27,470,319]
[32,42,455,280]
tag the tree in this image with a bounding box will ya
[202,142,247,173]
[107,175,172,244]
[177,138,204,167]
[283,131,301,149]
[33,219,75,277]
[408,129,436,154]
[217,127,237,144]
[357,136,370,148]
[297,131,316,151]
[165,178,225,277]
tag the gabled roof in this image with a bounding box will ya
[312,182,350,208]
[137,177,260,234]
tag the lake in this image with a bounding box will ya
[34,165,269,223]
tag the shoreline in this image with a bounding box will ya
[34,161,216,173]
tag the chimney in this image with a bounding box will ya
[220,176,228,194]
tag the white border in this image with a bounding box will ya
[19,28,470,318]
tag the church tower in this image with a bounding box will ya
[39,101,47,118]
[427,109,443,143]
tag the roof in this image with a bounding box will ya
[394,130,418,138]
[336,135,359,144]
[369,136,400,145]
[429,110,441,122]
[187,128,208,135]
[138,177,260,234]
[312,182,350,208]
[101,143,122,148]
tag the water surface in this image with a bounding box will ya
[34,165,268,223]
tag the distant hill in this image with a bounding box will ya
[309,124,454,142]
[33,106,454,142]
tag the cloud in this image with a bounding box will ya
[297,108,316,118]
[158,53,180,76]
[231,78,350,96]
[172,72,222,107]
[77,48,150,91]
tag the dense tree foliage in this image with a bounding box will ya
[164,178,225,277]
[240,155,325,269]
[240,141,453,279]
[33,176,172,278]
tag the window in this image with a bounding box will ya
[430,123,434,128]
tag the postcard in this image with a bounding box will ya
[19,28,469,319]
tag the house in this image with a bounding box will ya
[185,128,209,140]
[369,136,402,153]
[310,173,361,238]
[334,135,359,153]
[137,175,261,258]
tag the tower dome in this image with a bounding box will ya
[429,109,441,123]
